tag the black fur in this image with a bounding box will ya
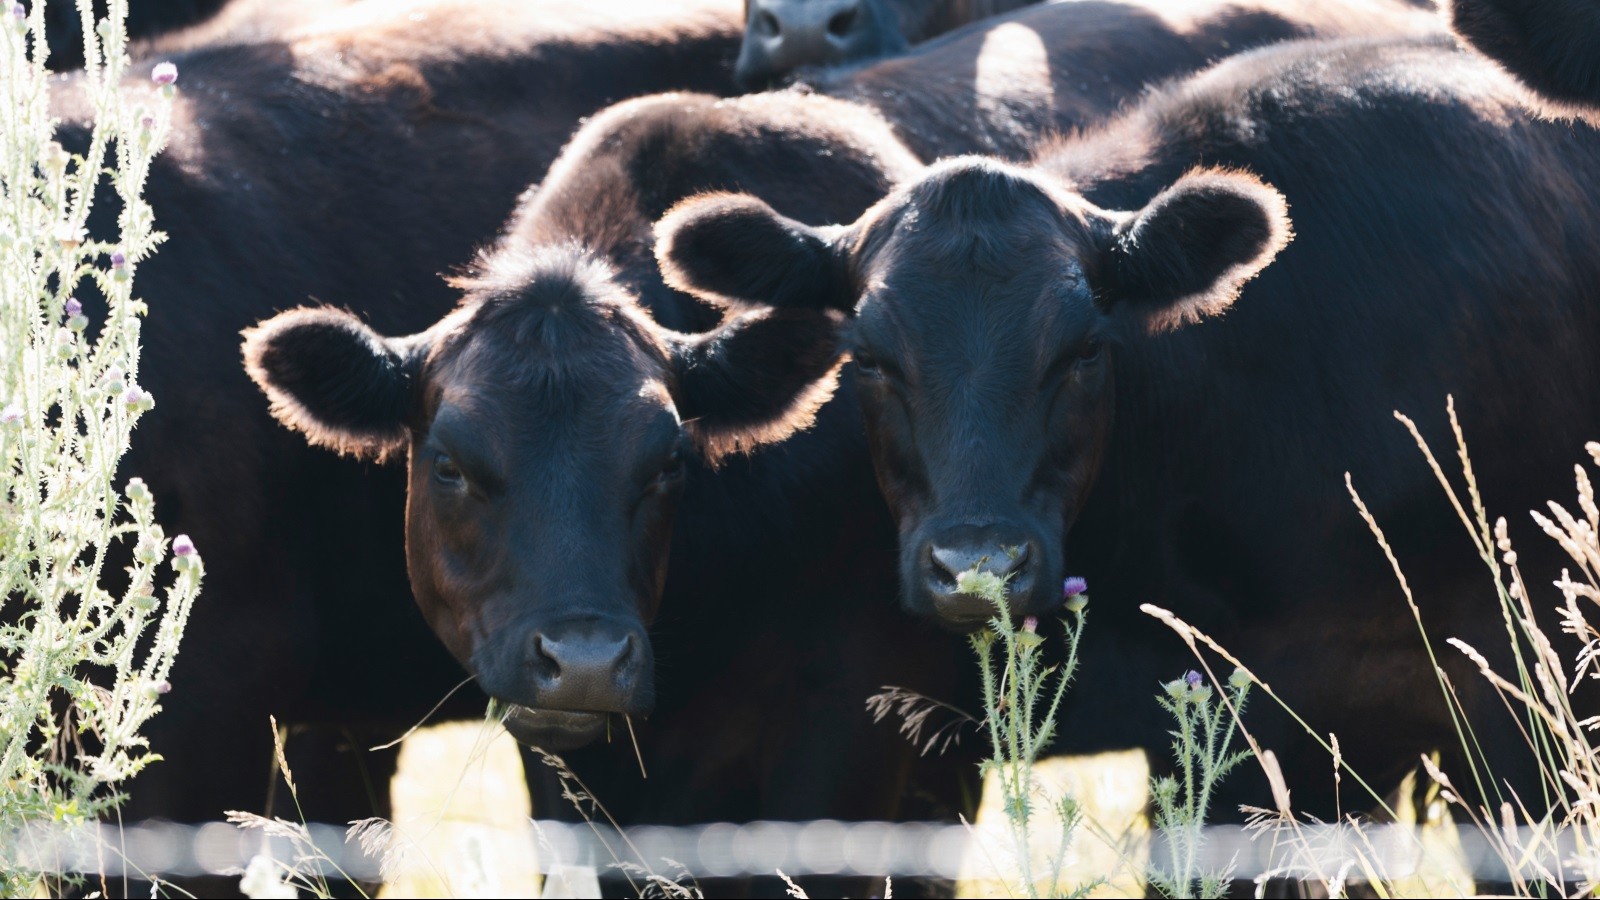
[242,308,415,460]
[246,89,976,890]
[58,0,742,828]
[1101,169,1291,331]
[673,306,848,459]
[657,194,852,312]
[652,35,1600,822]
[1450,0,1600,111]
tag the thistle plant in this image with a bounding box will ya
[960,569,1092,898]
[0,0,197,891]
[1147,668,1253,898]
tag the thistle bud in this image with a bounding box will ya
[135,535,161,564]
[1022,616,1038,634]
[1,403,20,426]
[1062,576,1088,612]
[123,386,154,412]
[125,477,150,503]
[1228,667,1252,690]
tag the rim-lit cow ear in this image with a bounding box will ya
[1448,0,1600,114]
[242,307,426,461]
[668,306,847,464]
[1093,168,1291,333]
[655,192,855,312]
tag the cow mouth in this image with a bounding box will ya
[499,703,612,750]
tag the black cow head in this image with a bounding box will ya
[657,157,1289,630]
[243,247,842,747]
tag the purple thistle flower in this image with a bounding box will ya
[110,250,126,269]
[65,297,81,317]
[1062,576,1088,598]
[151,62,178,86]
[154,679,172,694]
[1,403,20,424]
[1022,616,1038,634]
[9,3,23,21]
[140,114,155,130]
[172,534,195,557]
[1184,669,1204,689]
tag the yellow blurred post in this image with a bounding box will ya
[1381,763,1474,898]
[378,720,542,899]
[957,750,1150,898]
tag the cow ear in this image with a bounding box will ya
[1095,168,1290,333]
[655,192,854,312]
[242,307,422,461]
[1448,0,1600,112]
[669,306,846,464]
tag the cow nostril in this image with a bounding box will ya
[755,9,780,38]
[1001,543,1031,576]
[826,6,858,39]
[615,634,638,674]
[928,546,962,589]
[533,633,561,679]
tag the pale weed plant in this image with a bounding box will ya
[0,0,197,893]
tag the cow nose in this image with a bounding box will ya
[921,527,1038,630]
[929,542,1031,585]
[743,0,870,79]
[529,629,642,713]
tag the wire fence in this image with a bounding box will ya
[0,819,1579,883]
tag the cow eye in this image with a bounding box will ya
[432,452,464,486]
[1077,338,1105,363]
[853,350,882,377]
[659,447,686,484]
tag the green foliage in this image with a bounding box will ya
[960,568,1096,898]
[1147,669,1253,899]
[0,0,197,891]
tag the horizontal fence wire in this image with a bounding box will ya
[0,819,1589,883]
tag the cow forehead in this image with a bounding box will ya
[857,165,1091,291]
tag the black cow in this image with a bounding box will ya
[803,0,1440,161]
[244,89,978,827]
[238,0,1437,825]
[1449,0,1600,112]
[657,34,1600,814]
[51,0,743,825]
[734,0,1038,86]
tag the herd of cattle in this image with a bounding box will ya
[45,0,1600,876]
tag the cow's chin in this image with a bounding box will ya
[500,704,611,750]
